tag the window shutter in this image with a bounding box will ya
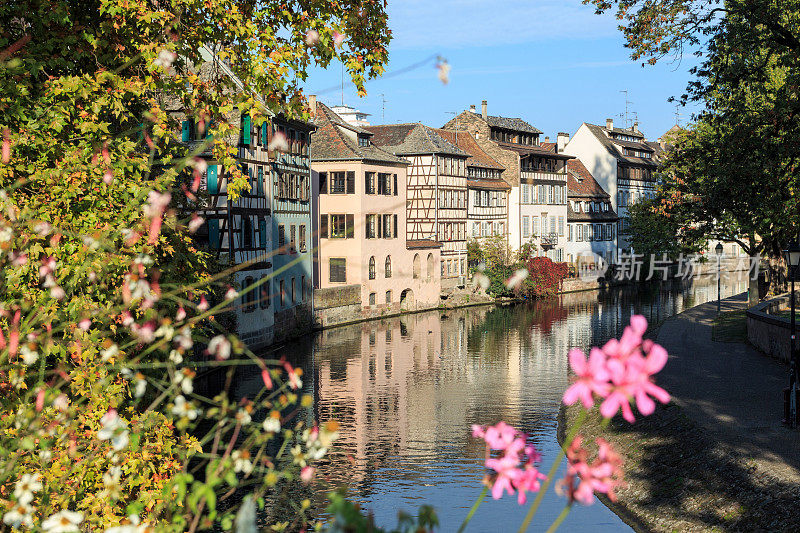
[262,123,268,146]
[346,214,354,238]
[393,174,398,196]
[259,218,267,249]
[393,214,398,238]
[208,218,220,250]
[257,167,263,196]
[377,216,383,238]
[182,119,192,142]
[242,114,251,145]
[320,214,328,238]
[346,171,355,194]
[319,172,327,194]
[207,165,218,194]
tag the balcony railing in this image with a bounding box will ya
[520,170,567,182]
[540,232,559,247]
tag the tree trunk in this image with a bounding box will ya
[748,253,760,307]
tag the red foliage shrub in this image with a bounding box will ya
[516,257,569,299]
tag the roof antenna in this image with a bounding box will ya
[620,90,633,129]
[674,104,682,126]
[379,93,387,122]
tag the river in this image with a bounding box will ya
[234,275,748,532]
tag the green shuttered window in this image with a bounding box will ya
[242,114,251,145]
[207,164,218,194]
[208,219,220,250]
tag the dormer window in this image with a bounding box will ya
[358,135,370,147]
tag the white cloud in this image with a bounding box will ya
[387,0,618,50]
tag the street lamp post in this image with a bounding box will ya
[715,242,724,313]
[783,241,800,428]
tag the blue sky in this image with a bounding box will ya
[306,0,703,141]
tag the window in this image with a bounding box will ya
[329,214,353,238]
[382,215,392,239]
[568,224,573,242]
[558,216,565,236]
[378,173,391,195]
[368,256,375,280]
[532,216,539,237]
[385,290,392,304]
[299,225,307,252]
[413,254,421,279]
[301,275,306,302]
[289,225,296,253]
[369,292,376,306]
[427,254,434,280]
[260,278,270,309]
[385,256,392,278]
[279,279,285,308]
[242,217,253,249]
[473,222,480,237]
[365,172,375,194]
[291,277,296,304]
[358,135,370,147]
[242,277,255,312]
[319,172,327,194]
[331,172,346,194]
[366,214,376,239]
[523,217,530,238]
[461,259,465,274]
[278,224,286,249]
[329,258,346,283]
[550,216,556,234]
[346,171,355,194]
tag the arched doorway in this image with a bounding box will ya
[400,288,415,310]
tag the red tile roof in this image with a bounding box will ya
[567,159,610,199]
[434,129,505,170]
[406,239,442,249]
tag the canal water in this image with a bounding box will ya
[236,276,748,532]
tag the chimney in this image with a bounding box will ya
[544,136,550,143]
[481,100,487,120]
[470,104,477,113]
[557,132,570,153]
[606,118,614,130]
[308,95,317,119]
[633,121,639,133]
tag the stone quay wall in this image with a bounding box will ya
[746,292,800,364]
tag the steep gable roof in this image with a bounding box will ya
[485,115,542,134]
[433,129,504,170]
[567,159,611,199]
[583,123,657,167]
[366,123,468,157]
[310,102,408,165]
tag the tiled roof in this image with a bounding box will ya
[607,126,645,139]
[406,239,442,249]
[367,124,468,157]
[584,123,658,167]
[486,115,543,134]
[539,142,557,152]
[497,142,574,160]
[566,160,611,199]
[466,178,511,191]
[310,102,408,165]
[434,129,504,170]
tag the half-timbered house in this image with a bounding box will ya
[442,101,571,261]
[434,130,509,246]
[309,101,441,311]
[367,124,470,288]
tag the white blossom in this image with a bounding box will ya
[101,343,119,362]
[3,502,34,529]
[232,450,253,475]
[263,417,281,433]
[169,349,184,365]
[172,395,198,420]
[207,335,231,360]
[153,49,177,69]
[13,474,42,505]
[506,268,529,290]
[41,510,82,533]
[174,369,193,394]
[98,410,130,451]
[19,345,38,366]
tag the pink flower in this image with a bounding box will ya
[332,31,345,47]
[143,191,171,244]
[188,214,204,233]
[505,268,528,290]
[305,29,319,46]
[2,128,10,163]
[600,341,670,423]
[261,368,273,389]
[472,421,545,504]
[560,436,625,505]
[267,131,289,152]
[484,421,520,451]
[300,466,315,484]
[197,295,209,312]
[283,362,302,389]
[175,307,186,322]
[563,348,610,409]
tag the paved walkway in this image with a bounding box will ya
[656,292,800,483]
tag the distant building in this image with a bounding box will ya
[329,104,371,128]
[442,101,571,261]
[564,159,618,270]
[563,119,658,256]
[310,101,441,312]
[434,129,510,248]
[367,123,470,288]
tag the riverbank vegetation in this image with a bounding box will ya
[0,0,389,530]
[468,238,569,299]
